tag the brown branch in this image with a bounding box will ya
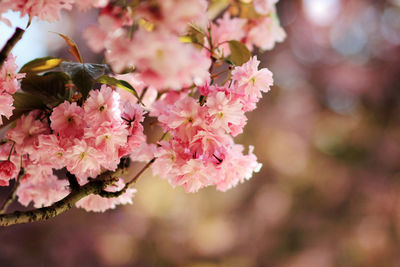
[0,28,25,69]
[0,168,24,214]
[99,157,155,198]
[0,169,121,227]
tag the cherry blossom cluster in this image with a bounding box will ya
[0,0,285,214]
[151,57,271,192]
[0,55,24,126]
[1,85,145,211]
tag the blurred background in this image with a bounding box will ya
[1,0,400,266]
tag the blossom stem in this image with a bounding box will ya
[0,27,25,69]
[7,142,15,161]
[99,157,155,198]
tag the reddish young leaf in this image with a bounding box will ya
[56,33,83,63]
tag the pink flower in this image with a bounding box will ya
[104,33,135,73]
[119,102,147,157]
[75,178,136,212]
[6,111,50,154]
[246,15,286,51]
[158,96,206,140]
[215,145,262,191]
[84,85,122,127]
[16,164,69,208]
[231,56,274,109]
[129,142,157,162]
[206,91,246,135]
[17,0,74,22]
[50,101,84,138]
[135,0,208,34]
[211,13,247,56]
[30,134,65,169]
[131,29,210,90]
[152,140,186,180]
[64,139,104,184]
[158,0,208,34]
[189,130,230,158]
[0,92,14,125]
[0,54,25,94]
[178,159,215,193]
[85,122,128,153]
[0,160,16,186]
[84,121,128,170]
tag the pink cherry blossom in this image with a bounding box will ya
[0,160,16,186]
[135,0,208,34]
[84,14,122,53]
[6,111,50,154]
[152,140,185,180]
[104,33,135,73]
[16,164,69,208]
[130,29,210,90]
[231,56,274,110]
[158,95,206,138]
[30,134,65,169]
[158,0,208,34]
[84,121,128,170]
[0,93,14,125]
[84,85,122,127]
[189,130,230,158]
[215,145,262,191]
[0,54,25,94]
[50,101,84,138]
[206,91,246,135]
[246,14,286,51]
[211,13,247,56]
[16,0,74,22]
[178,159,215,193]
[64,138,103,184]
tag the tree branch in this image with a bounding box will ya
[99,157,155,198]
[0,169,120,227]
[0,28,25,69]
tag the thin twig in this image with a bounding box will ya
[0,168,24,214]
[99,157,155,198]
[0,28,25,69]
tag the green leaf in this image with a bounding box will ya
[19,57,63,74]
[228,40,251,66]
[0,92,46,128]
[13,92,46,109]
[21,72,70,103]
[61,62,110,99]
[96,75,142,103]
